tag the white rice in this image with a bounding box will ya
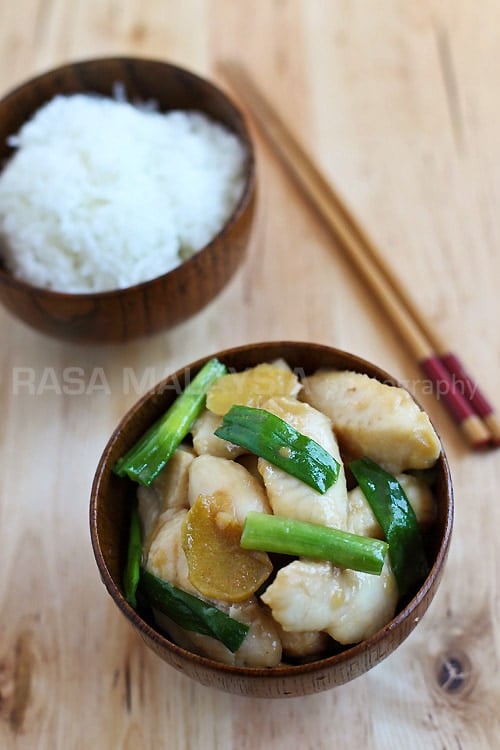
[0,93,248,293]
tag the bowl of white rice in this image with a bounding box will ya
[0,57,256,342]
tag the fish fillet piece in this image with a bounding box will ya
[228,599,283,666]
[188,454,272,525]
[261,558,398,644]
[278,627,331,660]
[257,396,348,530]
[191,408,246,459]
[137,446,194,551]
[301,370,441,473]
[145,508,196,594]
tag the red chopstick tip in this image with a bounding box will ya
[470,438,493,451]
[472,438,495,451]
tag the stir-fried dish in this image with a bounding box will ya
[114,359,441,667]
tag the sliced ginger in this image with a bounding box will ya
[206,363,300,416]
[182,492,272,602]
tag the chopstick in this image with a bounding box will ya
[219,60,500,449]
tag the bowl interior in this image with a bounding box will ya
[90,342,453,696]
[0,57,256,341]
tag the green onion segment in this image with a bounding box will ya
[349,457,429,596]
[139,569,249,653]
[114,358,227,486]
[123,504,142,608]
[215,405,339,494]
[241,511,388,575]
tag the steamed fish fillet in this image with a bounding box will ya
[137,446,194,552]
[301,370,441,473]
[145,508,196,594]
[277,628,331,660]
[257,396,348,530]
[191,408,246,459]
[348,473,436,538]
[188,454,272,524]
[227,599,282,667]
[261,559,398,645]
[236,453,265,486]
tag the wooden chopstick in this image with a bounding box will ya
[326,180,500,445]
[219,60,498,449]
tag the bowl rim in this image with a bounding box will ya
[0,55,256,299]
[89,340,454,679]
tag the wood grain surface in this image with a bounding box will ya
[1,1,499,748]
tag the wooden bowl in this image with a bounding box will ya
[90,342,453,697]
[0,57,256,342]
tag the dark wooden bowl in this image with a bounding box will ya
[0,57,256,342]
[90,342,453,697]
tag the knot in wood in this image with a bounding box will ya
[435,650,471,694]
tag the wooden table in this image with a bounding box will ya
[1,1,499,748]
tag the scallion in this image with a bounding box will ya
[215,405,339,494]
[139,569,249,653]
[240,511,388,575]
[349,457,429,596]
[123,505,142,608]
[114,358,227,486]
